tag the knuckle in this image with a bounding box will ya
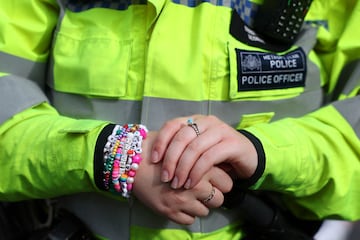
[187,141,200,153]
[171,194,187,206]
[191,183,201,192]
[200,151,212,163]
[163,119,174,129]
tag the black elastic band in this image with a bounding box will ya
[235,129,266,189]
[223,130,266,209]
[94,124,116,191]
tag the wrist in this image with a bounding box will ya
[222,130,265,209]
[234,130,266,189]
[94,123,148,198]
[94,124,115,191]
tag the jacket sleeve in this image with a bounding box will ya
[246,97,360,221]
[245,1,360,220]
[0,104,110,200]
[0,0,110,201]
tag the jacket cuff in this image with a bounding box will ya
[235,130,266,189]
[94,124,116,191]
[223,130,265,209]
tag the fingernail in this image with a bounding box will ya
[161,170,169,182]
[171,176,178,189]
[184,179,191,189]
[152,151,159,163]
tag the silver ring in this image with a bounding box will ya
[187,118,200,136]
[202,187,215,203]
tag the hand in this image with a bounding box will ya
[151,115,258,189]
[133,131,233,225]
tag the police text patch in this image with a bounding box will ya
[236,48,307,91]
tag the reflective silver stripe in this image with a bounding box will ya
[331,60,360,138]
[56,0,65,21]
[297,24,319,53]
[49,3,323,237]
[333,96,360,138]
[141,88,323,130]
[48,20,321,129]
[0,52,47,89]
[131,198,242,232]
[51,91,142,123]
[0,75,48,124]
[336,60,360,96]
[58,193,131,240]
[58,192,242,239]
[50,82,322,131]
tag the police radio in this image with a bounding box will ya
[252,0,313,44]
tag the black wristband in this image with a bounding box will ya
[223,129,266,209]
[235,129,266,189]
[93,124,116,191]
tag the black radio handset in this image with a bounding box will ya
[252,0,313,44]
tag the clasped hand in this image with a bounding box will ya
[133,115,258,225]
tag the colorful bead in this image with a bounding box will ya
[132,154,141,163]
[131,163,139,170]
[102,124,148,198]
[127,177,134,184]
[128,170,136,177]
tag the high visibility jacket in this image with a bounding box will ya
[0,0,359,239]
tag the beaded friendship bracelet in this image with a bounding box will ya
[103,124,148,198]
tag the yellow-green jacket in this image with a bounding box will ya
[0,0,359,239]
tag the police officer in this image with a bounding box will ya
[0,0,359,239]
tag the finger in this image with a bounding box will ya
[180,200,210,218]
[186,141,234,189]
[201,187,224,208]
[168,211,196,225]
[169,201,210,224]
[207,167,233,194]
[151,117,187,163]
[162,115,208,185]
[162,124,199,184]
[171,128,220,189]
[137,185,209,225]
[167,188,210,221]
[191,177,225,208]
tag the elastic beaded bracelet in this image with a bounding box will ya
[103,123,148,198]
[103,126,127,190]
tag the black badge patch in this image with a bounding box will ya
[236,48,307,91]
